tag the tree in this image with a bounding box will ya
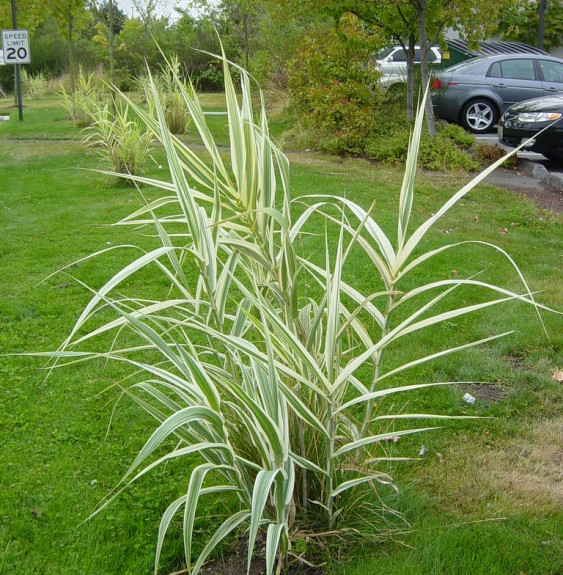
[275,0,520,135]
[90,0,127,97]
[0,0,49,31]
[90,0,126,35]
[47,0,91,89]
[498,0,563,51]
[131,0,165,60]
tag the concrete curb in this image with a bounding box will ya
[519,159,563,192]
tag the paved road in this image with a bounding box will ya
[475,133,563,212]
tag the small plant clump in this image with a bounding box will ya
[59,67,107,128]
[21,69,47,99]
[40,54,556,575]
[477,142,518,167]
[82,102,153,183]
[137,55,192,135]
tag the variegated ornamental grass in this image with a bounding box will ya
[40,56,556,575]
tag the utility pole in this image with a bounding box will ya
[538,0,548,51]
[11,0,24,121]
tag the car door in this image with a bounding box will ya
[537,59,563,96]
[486,58,544,108]
[388,48,409,77]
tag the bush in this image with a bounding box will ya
[286,19,382,155]
[477,142,518,167]
[41,57,551,575]
[364,104,480,171]
[440,123,476,149]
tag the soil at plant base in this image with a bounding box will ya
[167,543,325,575]
[484,164,563,213]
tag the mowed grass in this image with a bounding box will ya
[0,95,562,575]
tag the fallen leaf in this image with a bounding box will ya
[552,369,563,383]
[451,270,459,276]
[436,452,444,463]
[474,216,481,223]
[498,227,508,235]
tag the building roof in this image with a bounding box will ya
[446,39,548,57]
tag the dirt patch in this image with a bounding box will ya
[423,417,563,514]
[166,545,325,575]
[494,417,563,508]
[463,382,508,403]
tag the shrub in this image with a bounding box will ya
[440,123,476,149]
[365,127,480,171]
[286,19,382,155]
[41,56,552,575]
[477,142,518,167]
[193,62,224,92]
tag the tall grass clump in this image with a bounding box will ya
[137,55,191,135]
[21,69,47,99]
[82,102,153,183]
[40,55,557,574]
[59,67,106,128]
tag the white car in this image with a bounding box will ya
[375,46,442,90]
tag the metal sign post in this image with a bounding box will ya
[2,0,27,120]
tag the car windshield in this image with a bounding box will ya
[377,47,395,59]
[443,57,484,72]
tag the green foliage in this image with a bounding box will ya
[82,102,153,182]
[137,56,192,135]
[440,123,475,149]
[283,18,480,169]
[38,56,556,575]
[21,70,48,99]
[194,63,225,92]
[498,0,563,50]
[365,127,479,171]
[59,67,107,127]
[286,19,383,154]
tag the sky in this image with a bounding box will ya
[116,1,204,20]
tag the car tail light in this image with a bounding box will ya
[432,78,442,89]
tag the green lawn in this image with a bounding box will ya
[0,94,561,575]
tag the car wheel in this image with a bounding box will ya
[461,99,498,133]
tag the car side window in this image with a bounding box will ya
[489,62,502,78]
[499,59,536,80]
[538,60,563,83]
[392,50,406,62]
[427,50,438,63]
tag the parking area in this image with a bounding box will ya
[476,133,563,186]
[473,134,563,212]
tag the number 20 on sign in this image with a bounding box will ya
[2,30,30,64]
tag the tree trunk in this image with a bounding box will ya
[68,7,75,91]
[108,0,115,86]
[406,34,416,120]
[108,0,116,115]
[416,0,436,136]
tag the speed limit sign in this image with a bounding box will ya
[2,29,30,64]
